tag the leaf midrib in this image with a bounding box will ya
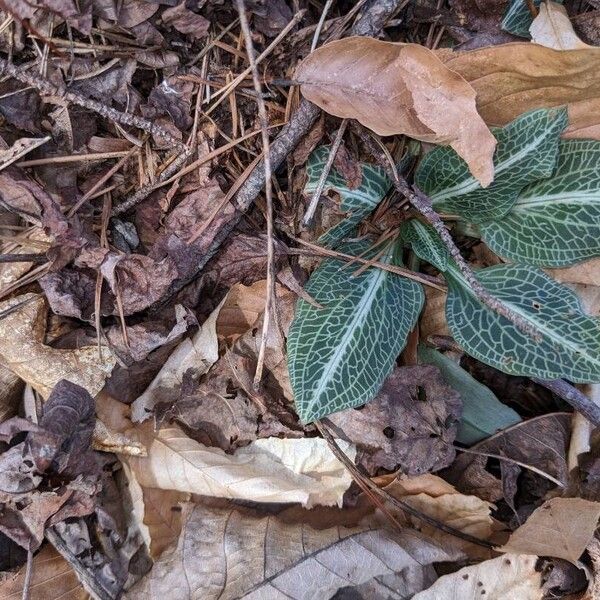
[302,265,388,419]
[450,268,600,369]
[430,130,554,204]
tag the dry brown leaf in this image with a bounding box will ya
[123,460,189,560]
[216,280,275,343]
[441,43,600,138]
[122,422,355,507]
[125,503,463,600]
[530,1,592,50]
[0,544,87,600]
[384,474,495,559]
[131,297,221,422]
[499,497,600,563]
[161,2,210,39]
[295,37,496,186]
[413,554,543,600]
[0,294,114,398]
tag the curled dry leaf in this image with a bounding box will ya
[440,42,600,139]
[0,544,86,600]
[499,497,600,563]
[0,294,114,398]
[295,37,496,186]
[161,2,210,39]
[125,503,462,600]
[121,422,355,508]
[413,554,543,600]
[530,1,592,50]
[131,296,221,422]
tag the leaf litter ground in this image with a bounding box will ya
[0,1,599,599]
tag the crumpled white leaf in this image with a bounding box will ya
[122,423,356,507]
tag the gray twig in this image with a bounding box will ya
[533,378,600,427]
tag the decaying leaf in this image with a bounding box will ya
[126,503,463,599]
[443,413,571,503]
[0,294,114,398]
[122,422,355,508]
[295,37,496,186]
[499,497,600,563]
[0,544,86,600]
[413,554,543,599]
[440,42,600,138]
[131,298,221,422]
[327,365,462,475]
[530,1,591,50]
[161,2,210,39]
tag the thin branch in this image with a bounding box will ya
[533,378,600,427]
[315,420,494,550]
[362,130,541,341]
[302,119,348,226]
[311,0,335,51]
[235,0,277,387]
[0,253,47,263]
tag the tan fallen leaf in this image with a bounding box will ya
[0,544,87,600]
[383,474,495,559]
[441,43,600,138]
[413,554,543,600]
[131,297,222,422]
[216,279,283,343]
[122,422,355,507]
[0,294,114,398]
[126,503,463,600]
[530,1,591,50]
[499,497,600,563]
[295,37,496,186]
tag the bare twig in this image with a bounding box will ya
[235,0,277,387]
[311,0,335,51]
[21,547,33,600]
[533,378,600,427]
[362,130,541,341]
[0,253,46,263]
[316,421,494,550]
[302,119,348,225]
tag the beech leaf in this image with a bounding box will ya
[530,1,591,50]
[499,497,600,563]
[295,37,496,186]
[126,503,461,600]
[440,42,600,139]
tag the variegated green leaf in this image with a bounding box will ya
[480,140,600,267]
[445,263,600,383]
[416,108,567,223]
[304,146,391,248]
[418,345,521,445]
[288,239,424,423]
[400,220,448,272]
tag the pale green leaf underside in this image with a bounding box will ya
[418,345,521,445]
[446,263,600,383]
[401,220,449,272]
[416,108,567,223]
[288,240,424,423]
[480,140,600,267]
[304,146,391,248]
